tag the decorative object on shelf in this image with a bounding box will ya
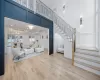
[29,36,31,38]
[20,36,22,39]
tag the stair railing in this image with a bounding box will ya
[13,0,74,39]
[36,0,53,20]
[36,0,74,39]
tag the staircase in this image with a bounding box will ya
[36,0,75,41]
[13,0,74,41]
[12,0,100,76]
[75,48,100,75]
[54,24,72,42]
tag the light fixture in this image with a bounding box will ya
[28,25,34,30]
[80,15,83,28]
[63,4,66,13]
[77,15,84,33]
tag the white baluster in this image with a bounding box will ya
[34,0,36,13]
[27,0,28,8]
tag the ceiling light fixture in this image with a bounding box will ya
[28,25,34,30]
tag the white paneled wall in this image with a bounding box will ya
[64,38,72,59]
[79,0,96,49]
[78,33,96,49]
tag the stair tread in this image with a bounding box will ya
[76,48,99,52]
[75,55,100,64]
[75,60,100,71]
[75,52,100,58]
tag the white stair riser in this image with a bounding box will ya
[75,58,100,67]
[75,53,100,61]
[76,49,99,55]
[75,62,100,76]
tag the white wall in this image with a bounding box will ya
[40,31,49,49]
[54,33,64,53]
[54,24,72,59]
[34,31,49,49]
[54,33,72,59]
[53,0,80,48]
[97,0,100,53]
[56,0,80,29]
[41,0,97,50]
[79,0,96,49]
[54,0,96,49]
[23,35,30,45]
[54,32,72,59]
[64,39,72,59]
[18,34,30,46]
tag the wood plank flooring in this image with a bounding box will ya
[0,51,100,80]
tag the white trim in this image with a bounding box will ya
[95,0,99,50]
[34,0,36,14]
[27,0,29,8]
[76,45,98,51]
[48,29,49,55]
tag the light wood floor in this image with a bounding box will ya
[0,51,100,80]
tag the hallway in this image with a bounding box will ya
[0,51,100,80]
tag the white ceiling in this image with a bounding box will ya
[5,17,48,35]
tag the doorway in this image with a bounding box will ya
[5,17,49,62]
